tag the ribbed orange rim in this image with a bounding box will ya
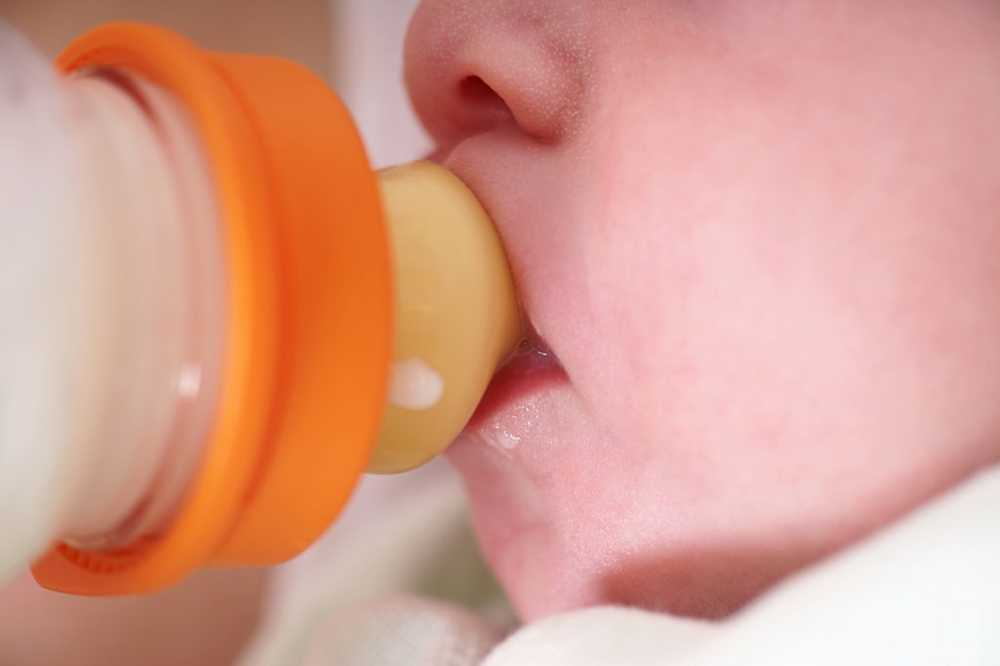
[32,22,392,595]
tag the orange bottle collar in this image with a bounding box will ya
[33,22,392,595]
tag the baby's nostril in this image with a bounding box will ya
[458,75,510,116]
[455,71,564,143]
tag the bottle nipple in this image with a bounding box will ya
[372,161,522,473]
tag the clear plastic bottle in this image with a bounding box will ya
[0,21,521,595]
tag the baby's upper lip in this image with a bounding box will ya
[424,138,569,420]
[426,142,544,349]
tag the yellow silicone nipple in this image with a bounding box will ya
[370,161,522,473]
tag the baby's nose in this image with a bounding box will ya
[403,0,588,149]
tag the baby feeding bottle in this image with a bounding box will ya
[0,22,521,595]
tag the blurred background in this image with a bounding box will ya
[4,0,431,165]
[0,1,440,664]
[4,0,333,76]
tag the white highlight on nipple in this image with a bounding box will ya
[388,358,444,410]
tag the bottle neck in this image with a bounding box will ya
[56,70,226,549]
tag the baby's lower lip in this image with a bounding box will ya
[447,349,585,620]
[466,340,565,431]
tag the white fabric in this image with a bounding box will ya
[484,607,716,666]
[301,596,501,666]
[237,462,514,666]
[241,465,999,666]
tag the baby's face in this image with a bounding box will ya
[406,0,1000,619]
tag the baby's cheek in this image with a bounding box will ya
[546,85,1000,619]
[453,0,1000,620]
[547,199,1000,616]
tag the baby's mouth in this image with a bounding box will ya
[425,140,603,620]
[467,334,563,432]
[422,145,567,436]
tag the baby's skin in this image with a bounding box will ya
[405,0,1000,620]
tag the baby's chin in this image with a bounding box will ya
[446,377,779,621]
[446,382,610,621]
[447,372,986,623]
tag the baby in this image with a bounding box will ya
[3,1,1000,664]
[404,0,1000,621]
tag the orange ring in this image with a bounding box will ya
[32,22,392,595]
